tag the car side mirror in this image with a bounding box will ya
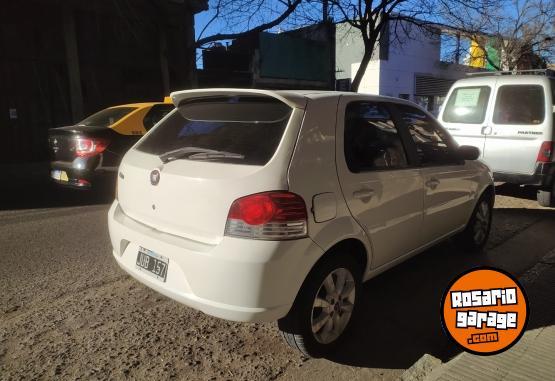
[457,145,480,161]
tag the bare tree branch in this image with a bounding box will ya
[195,0,302,47]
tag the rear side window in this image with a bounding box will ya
[78,107,136,127]
[397,104,458,166]
[143,104,175,130]
[344,102,408,172]
[493,85,545,125]
[136,96,292,165]
[442,86,491,124]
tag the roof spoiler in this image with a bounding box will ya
[169,88,307,109]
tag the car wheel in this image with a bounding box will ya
[537,185,554,207]
[277,254,361,358]
[456,194,493,252]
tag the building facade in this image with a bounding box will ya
[336,21,483,114]
[199,23,336,90]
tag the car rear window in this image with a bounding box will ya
[442,86,491,124]
[77,107,136,127]
[136,96,292,165]
[493,85,545,125]
[143,104,175,130]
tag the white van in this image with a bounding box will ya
[439,70,555,206]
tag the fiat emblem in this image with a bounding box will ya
[150,169,160,186]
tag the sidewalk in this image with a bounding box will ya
[421,250,555,381]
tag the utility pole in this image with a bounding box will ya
[323,0,328,21]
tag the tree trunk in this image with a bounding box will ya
[350,41,374,92]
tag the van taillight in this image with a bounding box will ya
[224,191,308,240]
[74,137,109,158]
[537,141,553,163]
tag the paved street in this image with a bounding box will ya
[1,171,555,380]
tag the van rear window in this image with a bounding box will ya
[493,85,545,125]
[136,96,292,165]
[442,86,491,124]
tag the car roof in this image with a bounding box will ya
[452,74,551,86]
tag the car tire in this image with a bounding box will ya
[537,186,554,207]
[277,254,361,358]
[456,193,493,252]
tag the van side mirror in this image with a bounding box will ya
[457,145,480,161]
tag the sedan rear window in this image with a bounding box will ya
[442,86,491,124]
[77,107,136,127]
[136,96,292,165]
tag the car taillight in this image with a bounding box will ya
[74,137,109,157]
[537,141,553,163]
[224,191,308,240]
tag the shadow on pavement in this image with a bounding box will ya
[495,183,538,201]
[327,207,555,369]
[0,162,114,210]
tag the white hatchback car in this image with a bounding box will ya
[108,89,494,357]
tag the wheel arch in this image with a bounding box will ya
[480,184,495,204]
[289,237,369,312]
[318,238,369,279]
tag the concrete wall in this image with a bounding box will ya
[0,0,204,162]
[379,22,472,99]
[352,61,381,95]
[336,23,365,80]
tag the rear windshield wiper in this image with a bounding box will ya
[159,146,244,163]
[188,152,245,161]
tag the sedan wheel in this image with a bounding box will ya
[311,268,356,344]
[473,200,491,246]
[456,193,493,252]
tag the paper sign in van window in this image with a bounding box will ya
[455,88,481,107]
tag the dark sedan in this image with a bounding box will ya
[49,100,174,189]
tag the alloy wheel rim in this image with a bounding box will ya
[473,201,490,245]
[311,267,356,345]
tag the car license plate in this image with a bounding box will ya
[51,170,69,182]
[136,247,169,282]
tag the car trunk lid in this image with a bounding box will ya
[116,89,307,245]
[48,125,108,162]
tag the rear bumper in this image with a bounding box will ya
[50,160,117,188]
[494,162,555,188]
[107,201,324,322]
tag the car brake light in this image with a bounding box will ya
[537,141,553,163]
[74,137,109,157]
[225,191,308,240]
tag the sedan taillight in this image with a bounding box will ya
[224,191,308,240]
[74,137,109,158]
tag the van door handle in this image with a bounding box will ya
[425,178,440,189]
[353,189,374,200]
[481,125,492,135]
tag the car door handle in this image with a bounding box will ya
[481,125,492,135]
[425,178,440,189]
[353,189,374,200]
